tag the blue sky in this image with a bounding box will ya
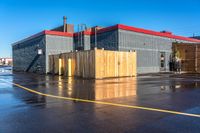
[1,0,200,57]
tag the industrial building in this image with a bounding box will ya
[75,25,200,73]
[0,58,12,66]
[12,19,200,74]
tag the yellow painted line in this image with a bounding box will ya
[1,79,200,118]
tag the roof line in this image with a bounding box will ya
[117,24,200,43]
[12,24,200,46]
[12,31,45,46]
[73,25,118,36]
[12,30,73,46]
[44,30,73,37]
[73,24,200,43]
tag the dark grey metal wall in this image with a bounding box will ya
[12,34,73,74]
[12,35,46,73]
[91,30,118,50]
[118,29,172,73]
[74,35,82,50]
[118,29,194,73]
[84,35,91,50]
[74,34,90,51]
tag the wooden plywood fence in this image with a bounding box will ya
[95,50,137,78]
[173,43,200,73]
[49,49,137,79]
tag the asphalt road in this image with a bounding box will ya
[1,69,200,133]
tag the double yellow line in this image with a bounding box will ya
[1,79,200,118]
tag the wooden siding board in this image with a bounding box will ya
[49,49,136,79]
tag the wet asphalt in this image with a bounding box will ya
[1,67,200,133]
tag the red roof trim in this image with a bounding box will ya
[117,24,200,43]
[73,31,92,37]
[44,30,73,37]
[83,31,92,35]
[13,24,200,46]
[97,25,118,33]
[73,25,118,36]
[73,24,200,43]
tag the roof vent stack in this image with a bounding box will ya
[63,16,67,32]
[160,30,172,35]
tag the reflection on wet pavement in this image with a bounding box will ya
[9,74,138,101]
[3,71,200,104]
[0,66,12,73]
[2,69,200,106]
[2,68,200,132]
[18,74,200,101]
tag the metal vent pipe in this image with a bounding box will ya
[63,16,67,32]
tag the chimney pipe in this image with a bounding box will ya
[63,16,67,32]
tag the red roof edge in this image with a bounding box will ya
[13,24,200,46]
[73,25,118,36]
[73,24,200,43]
[44,30,73,37]
[117,24,200,43]
[73,31,92,37]
[97,25,118,33]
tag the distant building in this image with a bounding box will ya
[0,58,13,66]
[12,18,200,74]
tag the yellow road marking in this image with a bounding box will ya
[1,79,200,118]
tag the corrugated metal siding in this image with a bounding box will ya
[45,35,73,73]
[118,29,172,73]
[91,30,118,50]
[74,35,83,50]
[12,35,46,73]
[90,35,96,49]
[74,34,90,50]
[84,35,91,50]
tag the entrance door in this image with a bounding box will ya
[160,52,166,71]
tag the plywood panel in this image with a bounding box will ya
[54,55,59,74]
[173,43,200,73]
[95,49,136,78]
[49,49,137,79]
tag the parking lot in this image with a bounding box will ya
[1,68,200,133]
